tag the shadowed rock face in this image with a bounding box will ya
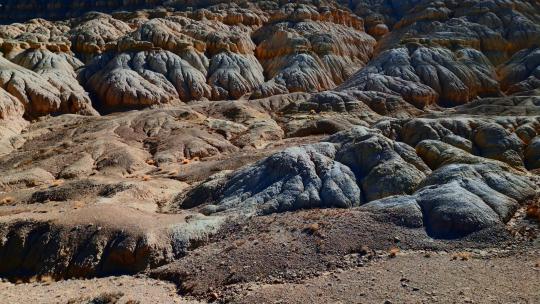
[0,0,539,287]
[499,47,540,95]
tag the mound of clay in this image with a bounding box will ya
[339,47,499,106]
[179,125,537,238]
[80,50,211,110]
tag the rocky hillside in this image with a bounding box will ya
[0,0,539,303]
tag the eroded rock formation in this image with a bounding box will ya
[177,125,537,237]
[0,0,539,291]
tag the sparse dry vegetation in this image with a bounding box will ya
[234,239,247,247]
[0,196,15,205]
[50,179,64,187]
[525,203,540,222]
[452,252,472,261]
[87,291,124,304]
[389,247,400,258]
[181,281,198,294]
[72,201,85,209]
[304,223,320,235]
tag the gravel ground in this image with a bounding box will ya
[0,275,201,304]
[229,250,540,304]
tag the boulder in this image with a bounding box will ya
[415,181,502,238]
[362,195,424,228]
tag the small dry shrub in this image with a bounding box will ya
[304,223,320,235]
[17,159,33,168]
[37,275,54,283]
[0,196,15,205]
[60,141,74,149]
[88,291,124,304]
[181,281,198,294]
[389,247,400,258]
[526,204,540,221]
[349,244,371,256]
[303,211,321,221]
[50,179,64,187]
[315,238,324,252]
[27,275,55,283]
[73,201,85,209]
[452,252,472,261]
[234,239,246,247]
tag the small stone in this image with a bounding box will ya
[208,292,219,302]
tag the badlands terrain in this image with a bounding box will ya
[0,0,539,303]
